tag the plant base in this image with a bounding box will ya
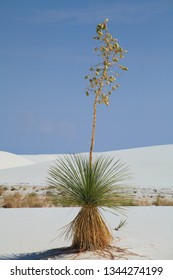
[69,206,112,251]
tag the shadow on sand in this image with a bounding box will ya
[0,247,80,260]
[0,246,147,260]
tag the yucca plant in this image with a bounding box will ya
[47,19,129,252]
[48,154,130,251]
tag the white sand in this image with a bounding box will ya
[0,151,34,170]
[0,144,173,188]
[0,207,173,259]
[0,144,173,259]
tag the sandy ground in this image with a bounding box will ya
[0,207,173,260]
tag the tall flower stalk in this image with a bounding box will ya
[85,19,128,166]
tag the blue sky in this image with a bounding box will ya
[1,0,173,154]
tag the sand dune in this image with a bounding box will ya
[0,144,173,188]
[0,151,34,170]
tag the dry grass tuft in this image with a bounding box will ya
[154,196,173,206]
[131,196,173,206]
[131,198,153,206]
[2,192,50,208]
[0,186,7,196]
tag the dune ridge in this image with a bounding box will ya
[0,144,173,188]
[0,151,34,170]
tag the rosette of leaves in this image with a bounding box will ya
[48,154,131,251]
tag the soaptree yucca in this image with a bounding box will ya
[48,19,128,251]
[48,154,130,250]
